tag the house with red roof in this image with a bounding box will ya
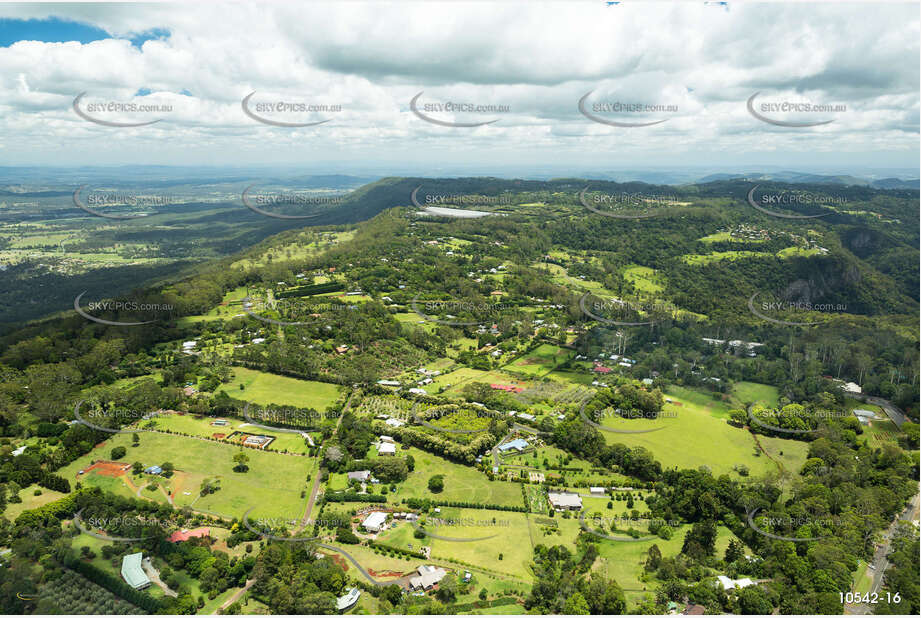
[168,527,210,543]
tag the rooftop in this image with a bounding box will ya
[498,438,528,452]
[120,552,150,589]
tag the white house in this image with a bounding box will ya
[548,491,582,511]
[409,565,447,591]
[336,587,361,611]
[716,576,755,591]
[121,553,151,590]
[362,511,388,533]
[377,441,396,456]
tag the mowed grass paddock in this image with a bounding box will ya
[215,367,342,410]
[147,413,314,454]
[731,381,781,408]
[503,344,573,377]
[370,445,524,508]
[59,432,311,520]
[377,507,535,579]
[595,386,807,477]
[589,523,742,605]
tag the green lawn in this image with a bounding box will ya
[373,445,524,508]
[776,246,821,258]
[378,507,535,579]
[177,286,249,325]
[592,524,742,606]
[216,367,342,410]
[59,432,312,520]
[852,560,875,595]
[503,344,573,377]
[622,265,665,294]
[2,485,68,520]
[147,412,314,454]
[593,386,808,477]
[681,251,772,265]
[731,382,780,408]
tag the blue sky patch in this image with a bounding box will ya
[0,17,167,48]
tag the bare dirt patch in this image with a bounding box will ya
[82,460,130,478]
[368,568,410,578]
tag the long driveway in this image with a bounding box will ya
[296,389,357,533]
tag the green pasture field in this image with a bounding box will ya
[622,265,665,294]
[378,507,534,579]
[681,251,773,265]
[215,367,342,410]
[177,286,249,325]
[589,523,742,606]
[592,386,808,478]
[776,246,822,258]
[730,381,781,408]
[231,230,355,270]
[370,445,524,508]
[503,344,573,377]
[146,413,314,454]
[545,369,595,385]
[699,231,767,244]
[2,485,68,520]
[58,432,311,520]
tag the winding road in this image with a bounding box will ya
[848,493,919,614]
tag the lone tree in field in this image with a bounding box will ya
[233,452,250,472]
[428,474,444,494]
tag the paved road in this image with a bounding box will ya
[849,493,919,614]
[317,543,389,587]
[853,394,908,427]
[297,389,357,533]
[215,579,254,614]
[142,557,178,598]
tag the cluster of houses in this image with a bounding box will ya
[415,367,441,387]
[360,510,420,534]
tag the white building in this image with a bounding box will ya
[362,511,388,533]
[409,565,447,591]
[716,575,755,591]
[121,553,151,590]
[336,587,361,611]
[548,491,582,511]
[378,441,396,456]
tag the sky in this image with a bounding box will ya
[0,1,918,174]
